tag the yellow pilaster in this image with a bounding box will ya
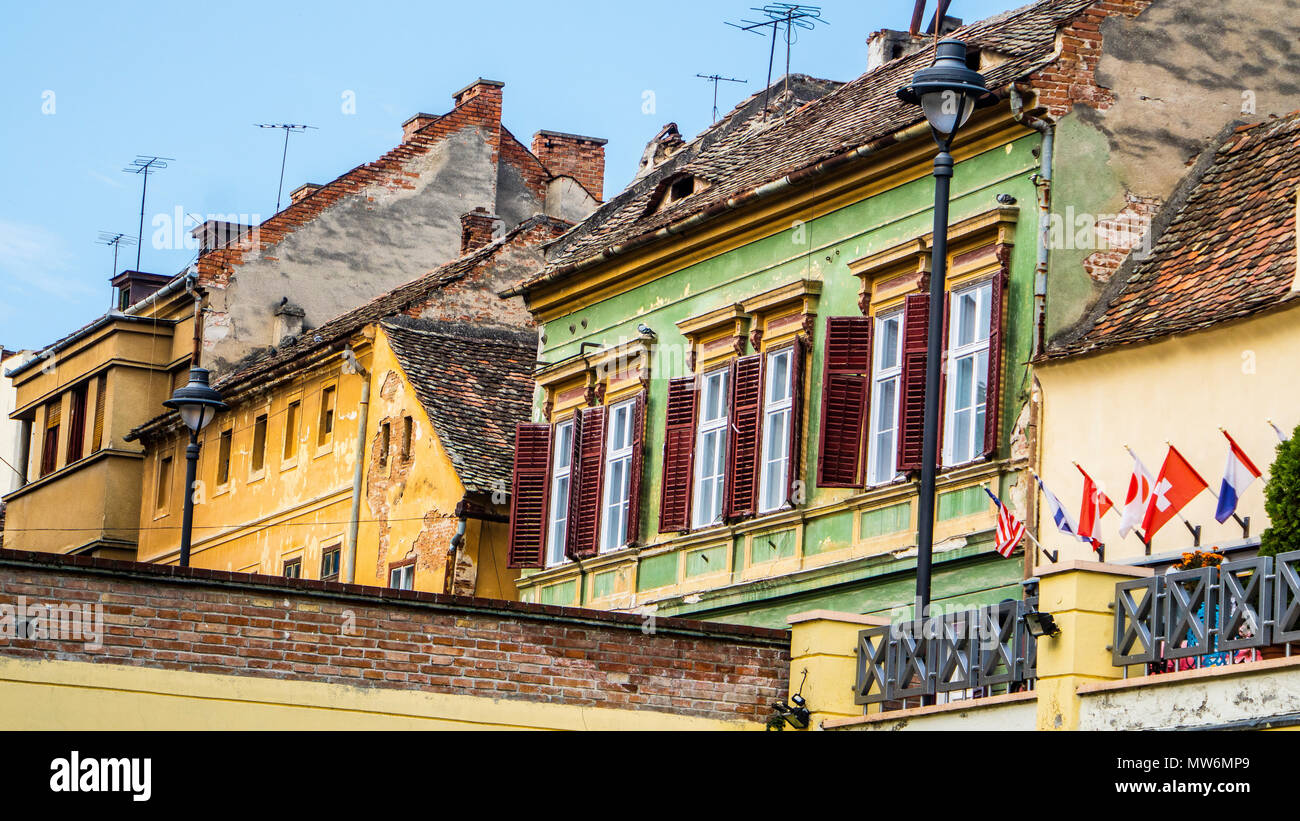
[786,610,890,728]
[1033,561,1154,730]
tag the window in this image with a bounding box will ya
[320,545,341,581]
[379,421,391,468]
[283,400,300,460]
[546,418,574,566]
[599,399,636,551]
[868,310,903,485]
[283,558,302,579]
[692,367,730,528]
[389,562,415,590]
[401,416,413,460]
[251,413,268,473]
[317,386,336,446]
[65,384,87,463]
[39,399,60,477]
[944,281,992,466]
[155,454,172,511]
[758,348,793,513]
[217,428,233,485]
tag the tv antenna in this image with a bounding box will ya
[256,123,317,215]
[97,231,137,279]
[121,156,173,270]
[696,74,748,122]
[727,4,826,119]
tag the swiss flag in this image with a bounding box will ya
[1141,445,1208,539]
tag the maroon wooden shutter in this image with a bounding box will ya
[566,406,606,559]
[897,294,930,473]
[658,376,698,533]
[786,335,808,505]
[725,354,763,520]
[817,317,872,487]
[625,391,647,546]
[982,269,1006,460]
[507,423,552,568]
[937,291,951,464]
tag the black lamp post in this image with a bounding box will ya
[897,40,996,621]
[164,367,227,567]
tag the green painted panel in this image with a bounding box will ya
[538,580,576,607]
[750,528,797,565]
[804,512,853,556]
[938,485,987,521]
[861,501,911,539]
[685,544,726,577]
[591,570,618,599]
[637,552,678,592]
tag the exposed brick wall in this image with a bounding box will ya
[532,131,607,202]
[0,549,790,724]
[1026,0,1153,118]
[460,208,499,254]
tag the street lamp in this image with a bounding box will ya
[897,40,997,622]
[164,367,227,567]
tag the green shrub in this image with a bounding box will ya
[1260,423,1300,557]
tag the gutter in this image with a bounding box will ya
[1009,83,1054,358]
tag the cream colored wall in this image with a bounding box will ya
[1036,303,1300,562]
[0,656,760,731]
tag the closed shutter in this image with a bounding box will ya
[507,423,552,568]
[724,354,763,520]
[817,317,872,487]
[786,335,807,505]
[566,405,606,559]
[982,269,1006,460]
[897,294,930,472]
[625,391,647,547]
[658,376,698,533]
[91,376,106,452]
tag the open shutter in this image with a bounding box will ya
[566,406,605,559]
[897,294,930,473]
[937,291,951,466]
[724,354,763,520]
[507,423,552,568]
[786,335,808,505]
[658,376,697,532]
[625,391,647,546]
[982,269,1006,460]
[91,376,106,452]
[817,316,872,487]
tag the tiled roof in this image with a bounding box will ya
[526,0,1094,290]
[1045,112,1300,359]
[382,317,537,495]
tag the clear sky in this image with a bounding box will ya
[0,0,1020,351]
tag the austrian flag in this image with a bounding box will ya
[1216,430,1262,523]
[1141,445,1208,539]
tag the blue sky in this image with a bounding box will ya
[0,0,1020,350]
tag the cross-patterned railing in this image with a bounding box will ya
[854,597,1038,709]
[1112,549,1300,670]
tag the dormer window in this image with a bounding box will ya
[669,176,696,202]
[646,172,710,215]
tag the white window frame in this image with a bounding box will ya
[389,563,415,590]
[943,281,993,467]
[757,348,793,513]
[599,399,636,552]
[867,310,904,486]
[545,418,575,566]
[691,367,730,529]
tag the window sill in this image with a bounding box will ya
[247,470,266,485]
[313,444,334,460]
[280,459,298,472]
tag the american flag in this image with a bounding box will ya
[983,486,1025,558]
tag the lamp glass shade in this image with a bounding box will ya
[180,404,214,433]
[920,89,976,136]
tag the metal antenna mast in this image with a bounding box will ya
[696,74,748,122]
[256,123,317,215]
[96,231,137,279]
[727,4,826,119]
[121,156,173,270]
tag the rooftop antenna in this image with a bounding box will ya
[121,156,173,270]
[727,4,826,119]
[96,231,137,279]
[696,74,748,122]
[255,123,317,215]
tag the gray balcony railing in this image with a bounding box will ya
[1112,549,1300,670]
[854,597,1038,710]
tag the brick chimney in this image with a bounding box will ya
[290,183,322,204]
[402,112,439,143]
[460,208,500,254]
[532,130,607,202]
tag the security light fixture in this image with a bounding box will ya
[1023,609,1061,639]
[164,367,228,567]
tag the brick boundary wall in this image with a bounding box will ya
[0,549,790,724]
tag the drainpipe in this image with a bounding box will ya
[342,346,370,584]
[185,276,203,367]
[1010,84,1054,358]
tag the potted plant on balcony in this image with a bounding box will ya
[1258,424,1300,658]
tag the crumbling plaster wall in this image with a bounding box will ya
[1045,0,1300,338]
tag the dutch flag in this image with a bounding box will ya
[1216,430,1262,524]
